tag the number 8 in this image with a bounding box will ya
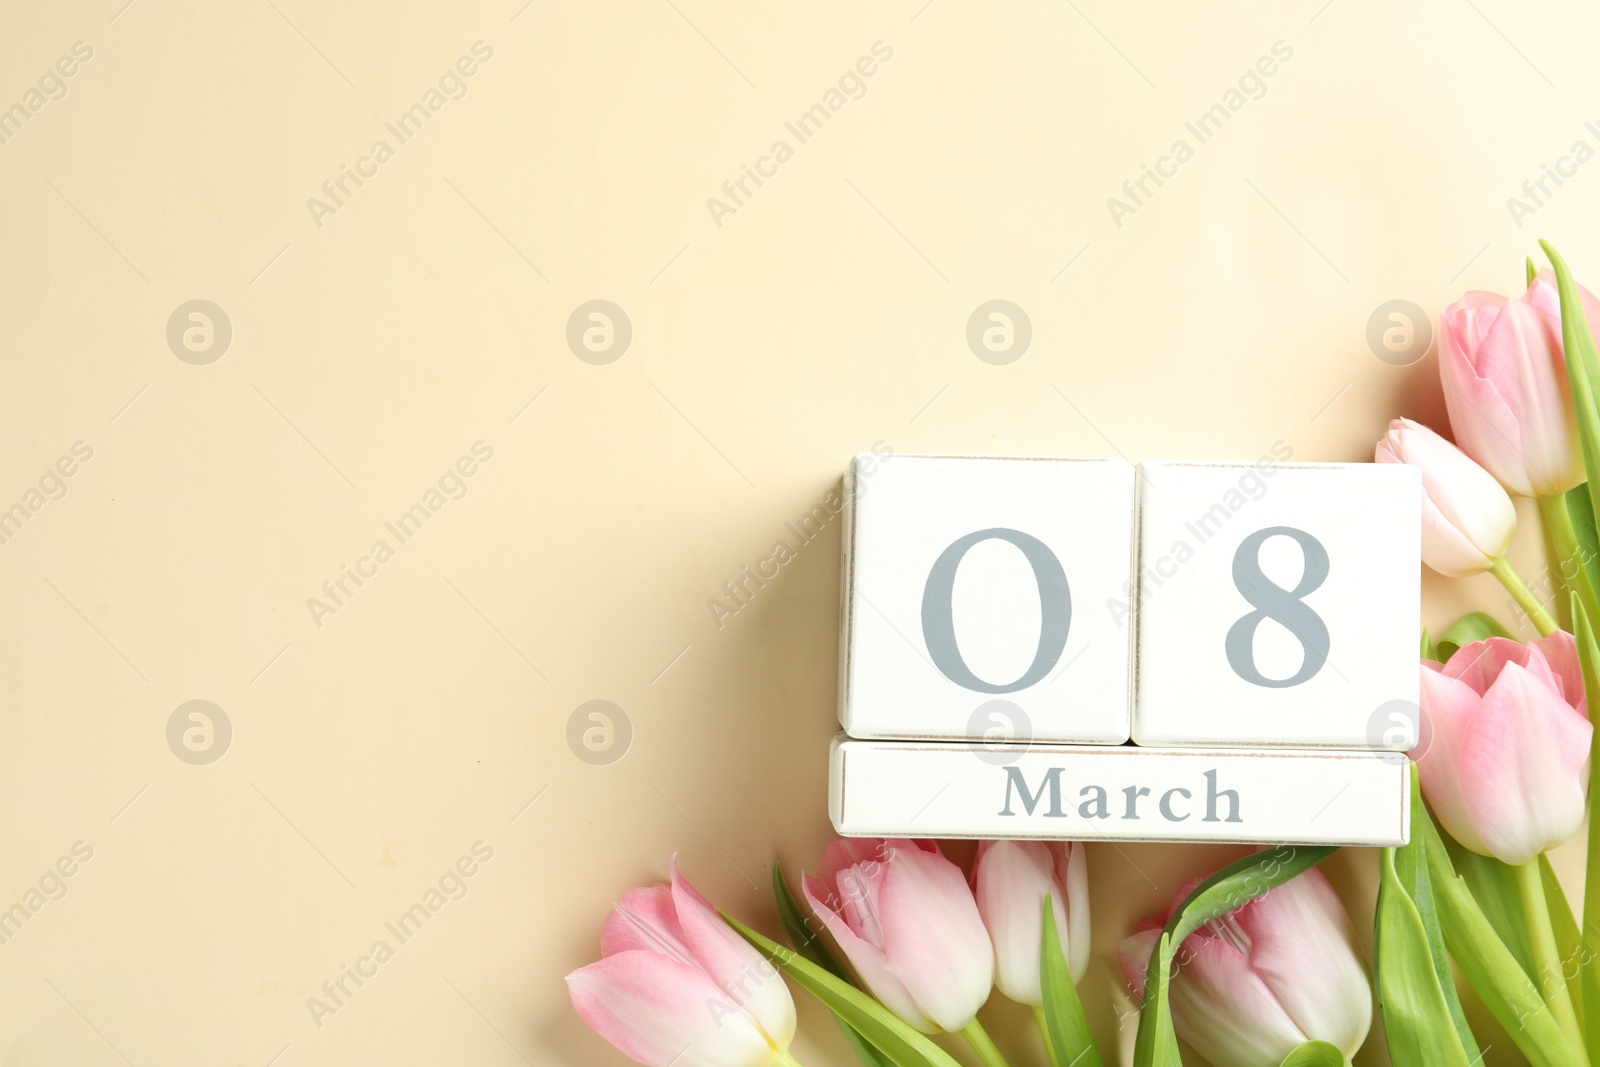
[1225,526,1330,688]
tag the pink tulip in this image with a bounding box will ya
[1375,417,1517,577]
[1119,868,1371,1067]
[1440,276,1586,496]
[972,840,1089,1006]
[1418,632,1592,865]
[803,838,993,1033]
[566,859,796,1067]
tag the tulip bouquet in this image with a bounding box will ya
[566,241,1600,1067]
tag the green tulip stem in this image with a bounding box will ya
[771,1052,806,1067]
[1031,1005,1065,1067]
[1539,494,1599,629]
[1517,858,1584,1051]
[1579,606,1600,1065]
[1489,555,1560,637]
[960,1017,1016,1067]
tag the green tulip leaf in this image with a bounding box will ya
[1419,803,1587,1067]
[1562,488,1600,635]
[1437,833,1536,981]
[1545,240,1600,621]
[772,861,837,972]
[772,862,894,1067]
[1277,1039,1346,1067]
[1377,852,1469,1067]
[1133,845,1338,1067]
[1163,845,1339,957]
[723,911,968,1067]
[1572,598,1600,1064]
[1384,765,1481,1062]
[1376,772,1475,1067]
[1039,892,1102,1067]
[1421,627,1438,662]
[1133,929,1181,1067]
[1438,803,1583,1045]
[1539,851,1582,1019]
[1529,256,1540,289]
[1434,611,1513,662]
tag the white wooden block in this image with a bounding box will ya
[829,736,1408,846]
[840,454,1135,744]
[1133,461,1421,748]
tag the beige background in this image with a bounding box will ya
[0,0,1593,1064]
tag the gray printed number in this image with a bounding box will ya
[1226,526,1330,688]
[921,528,1071,693]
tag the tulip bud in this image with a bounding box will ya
[972,840,1089,1006]
[566,858,797,1067]
[1375,417,1517,576]
[1120,868,1372,1067]
[803,838,994,1033]
[1418,631,1593,865]
[1441,281,1584,496]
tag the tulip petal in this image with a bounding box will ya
[567,952,777,1067]
[878,842,995,1032]
[1442,636,1531,694]
[1418,494,1502,577]
[1166,931,1310,1067]
[1525,268,1600,331]
[1418,663,1495,856]
[1536,630,1586,711]
[836,857,892,950]
[1058,843,1092,984]
[670,860,796,1049]
[603,884,692,960]
[1520,640,1574,706]
[1443,350,1538,497]
[1377,419,1517,575]
[974,840,1056,1005]
[1442,287,1581,496]
[1165,876,1207,923]
[1118,927,1161,1001]
[1236,870,1373,1058]
[802,871,936,1032]
[1496,301,1577,495]
[1458,660,1593,864]
[1526,270,1598,494]
[818,838,888,894]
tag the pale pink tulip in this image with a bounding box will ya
[803,838,993,1033]
[1418,632,1592,865]
[1440,279,1584,496]
[566,859,796,1067]
[1119,868,1371,1067]
[972,840,1089,1006]
[1375,417,1517,576]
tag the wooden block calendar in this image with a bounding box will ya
[831,451,1421,846]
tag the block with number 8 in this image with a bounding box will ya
[840,454,1136,744]
[1132,460,1420,748]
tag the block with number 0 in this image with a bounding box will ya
[840,454,1136,744]
[1132,461,1421,748]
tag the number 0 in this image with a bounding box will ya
[921,528,1071,693]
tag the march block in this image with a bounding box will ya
[828,736,1408,846]
[839,454,1135,744]
[1132,461,1421,748]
